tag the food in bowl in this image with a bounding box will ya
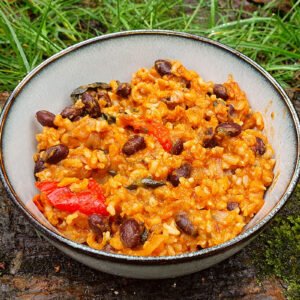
[33,59,275,256]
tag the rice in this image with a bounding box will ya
[33,59,275,256]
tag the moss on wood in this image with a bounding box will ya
[250,184,300,299]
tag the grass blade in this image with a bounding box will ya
[32,0,53,68]
[210,0,216,28]
[0,7,30,73]
[184,0,203,31]
[234,42,300,60]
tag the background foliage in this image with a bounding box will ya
[0,0,299,91]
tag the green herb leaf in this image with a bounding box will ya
[107,115,116,124]
[126,177,166,190]
[71,82,111,102]
[126,180,142,190]
[108,170,117,177]
[101,113,116,124]
[141,127,149,133]
[141,177,166,188]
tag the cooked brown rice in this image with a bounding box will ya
[33,60,275,256]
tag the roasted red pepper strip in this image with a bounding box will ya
[35,181,58,193]
[36,179,108,216]
[120,115,172,152]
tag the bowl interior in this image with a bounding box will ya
[1,32,298,254]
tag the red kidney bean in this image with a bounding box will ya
[82,92,101,118]
[36,110,57,128]
[155,59,172,76]
[88,214,111,236]
[203,136,218,148]
[44,144,69,164]
[227,202,239,211]
[172,140,184,155]
[162,97,178,110]
[216,122,242,137]
[205,127,214,136]
[254,137,266,155]
[72,116,82,122]
[225,168,236,175]
[213,84,228,100]
[228,104,235,117]
[102,243,116,252]
[97,90,112,107]
[34,158,45,180]
[122,135,146,156]
[175,212,198,236]
[116,83,131,98]
[61,105,83,121]
[119,219,141,248]
[168,163,191,187]
[115,215,124,225]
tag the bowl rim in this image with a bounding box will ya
[0,29,299,265]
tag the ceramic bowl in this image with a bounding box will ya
[1,30,299,279]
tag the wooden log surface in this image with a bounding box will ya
[0,90,299,299]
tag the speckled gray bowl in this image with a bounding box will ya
[0,30,299,279]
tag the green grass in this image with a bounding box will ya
[0,0,299,91]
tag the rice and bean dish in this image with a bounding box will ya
[33,59,275,256]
